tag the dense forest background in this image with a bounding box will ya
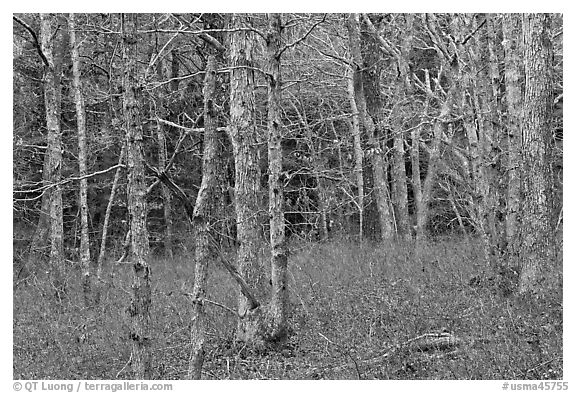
[13,13,563,380]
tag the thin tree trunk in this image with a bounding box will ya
[265,13,288,341]
[40,13,65,299]
[69,13,91,304]
[96,144,125,279]
[188,54,221,379]
[346,72,364,241]
[122,13,152,379]
[517,13,554,294]
[229,14,263,344]
[154,45,174,259]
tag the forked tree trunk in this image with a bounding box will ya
[40,13,65,299]
[121,13,152,379]
[229,14,264,344]
[69,13,91,304]
[265,13,289,341]
[188,54,222,379]
[347,13,394,241]
[516,13,554,294]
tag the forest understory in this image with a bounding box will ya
[13,237,563,380]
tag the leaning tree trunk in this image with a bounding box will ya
[69,13,91,304]
[229,14,264,344]
[516,13,554,294]
[40,13,65,299]
[188,54,222,379]
[264,13,289,341]
[122,13,152,379]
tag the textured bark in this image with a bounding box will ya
[122,13,152,379]
[188,54,221,379]
[40,13,65,298]
[69,13,91,304]
[347,13,394,241]
[265,13,289,341]
[228,14,264,343]
[517,14,554,294]
[502,14,523,250]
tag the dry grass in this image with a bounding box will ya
[13,237,563,379]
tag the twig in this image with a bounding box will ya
[115,351,133,378]
[317,332,362,379]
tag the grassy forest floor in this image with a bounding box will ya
[13,237,563,380]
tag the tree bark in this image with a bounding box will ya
[502,14,523,251]
[40,13,65,299]
[228,14,264,344]
[391,13,414,240]
[69,13,92,304]
[347,13,394,241]
[516,13,554,294]
[188,54,222,379]
[122,13,152,379]
[265,13,289,342]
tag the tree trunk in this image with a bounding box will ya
[40,13,65,299]
[391,13,414,240]
[502,14,523,251]
[122,13,152,379]
[96,144,125,279]
[347,13,394,241]
[69,13,92,304]
[516,13,554,294]
[188,54,222,379]
[229,14,264,344]
[346,71,364,241]
[265,13,289,342]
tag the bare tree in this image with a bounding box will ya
[188,54,222,379]
[121,13,152,379]
[40,13,65,298]
[68,13,91,303]
[228,14,264,343]
[265,13,289,341]
[516,13,555,294]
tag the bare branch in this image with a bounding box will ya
[13,15,50,68]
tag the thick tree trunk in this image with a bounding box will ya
[122,13,152,379]
[516,13,554,294]
[265,13,289,341]
[188,54,222,379]
[229,14,264,344]
[40,13,65,299]
[69,13,92,304]
[502,14,523,251]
